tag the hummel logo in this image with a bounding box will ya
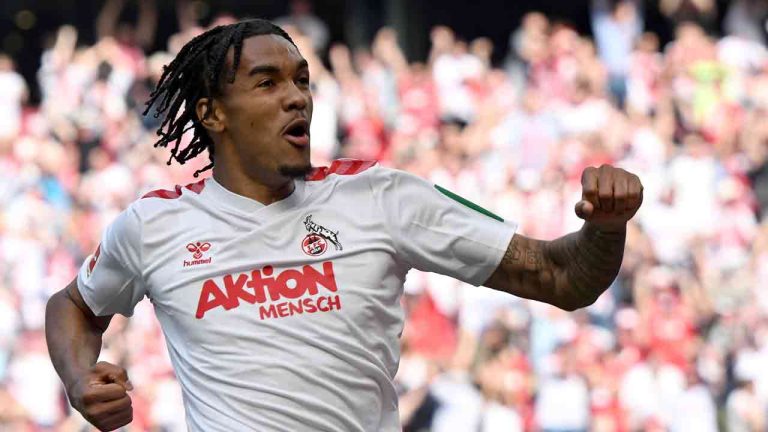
[184,241,212,267]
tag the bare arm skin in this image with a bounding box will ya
[45,278,134,431]
[46,277,111,392]
[484,225,626,311]
[485,165,643,311]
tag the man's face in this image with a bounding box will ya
[216,34,313,183]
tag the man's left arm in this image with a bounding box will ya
[484,165,643,311]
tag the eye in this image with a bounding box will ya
[297,76,310,87]
[257,79,274,88]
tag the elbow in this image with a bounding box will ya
[556,292,601,312]
[558,301,591,313]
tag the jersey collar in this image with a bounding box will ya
[205,176,306,215]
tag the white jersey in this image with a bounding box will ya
[77,160,517,431]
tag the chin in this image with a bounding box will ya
[278,163,313,179]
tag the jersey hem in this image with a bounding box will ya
[472,220,518,287]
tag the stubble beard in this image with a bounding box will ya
[278,163,313,179]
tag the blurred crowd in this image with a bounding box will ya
[2,0,768,430]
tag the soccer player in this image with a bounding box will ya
[45,19,643,432]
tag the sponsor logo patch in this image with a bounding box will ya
[195,262,342,320]
[302,215,342,252]
[302,234,328,256]
[184,241,212,267]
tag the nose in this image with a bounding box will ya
[284,82,309,112]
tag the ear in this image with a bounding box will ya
[196,98,226,133]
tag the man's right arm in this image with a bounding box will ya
[46,276,111,391]
[45,277,134,431]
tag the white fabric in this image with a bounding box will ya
[0,71,26,138]
[480,401,523,432]
[77,161,517,431]
[668,385,718,432]
[535,375,591,429]
[430,371,485,432]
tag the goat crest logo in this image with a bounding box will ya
[302,215,342,254]
[187,242,211,259]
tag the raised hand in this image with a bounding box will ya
[575,164,644,232]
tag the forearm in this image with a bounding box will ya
[486,164,639,309]
[544,223,626,310]
[45,290,105,393]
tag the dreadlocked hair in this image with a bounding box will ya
[143,19,297,177]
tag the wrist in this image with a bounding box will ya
[583,221,627,235]
[63,366,90,397]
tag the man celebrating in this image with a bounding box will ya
[45,19,642,431]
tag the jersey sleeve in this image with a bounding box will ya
[76,205,146,317]
[368,166,518,286]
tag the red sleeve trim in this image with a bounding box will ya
[141,178,206,200]
[87,244,101,276]
[305,159,377,181]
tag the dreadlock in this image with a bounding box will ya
[143,19,297,177]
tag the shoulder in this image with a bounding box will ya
[304,159,419,187]
[304,159,379,182]
[303,160,426,197]
[133,178,206,209]
[139,178,207,200]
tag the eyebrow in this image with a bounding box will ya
[248,59,309,76]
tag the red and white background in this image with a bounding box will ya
[1,0,768,430]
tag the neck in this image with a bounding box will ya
[212,167,295,206]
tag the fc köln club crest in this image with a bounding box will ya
[301,215,342,256]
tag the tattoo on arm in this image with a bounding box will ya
[488,224,626,311]
[545,224,626,310]
[500,237,543,271]
[489,236,554,304]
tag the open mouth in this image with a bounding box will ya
[283,120,309,146]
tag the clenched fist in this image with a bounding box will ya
[68,361,134,431]
[575,164,643,232]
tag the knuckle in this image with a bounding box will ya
[89,405,106,418]
[85,411,102,423]
[81,389,97,405]
[93,361,114,373]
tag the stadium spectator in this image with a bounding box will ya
[275,0,331,53]
[0,6,767,430]
[591,0,643,107]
